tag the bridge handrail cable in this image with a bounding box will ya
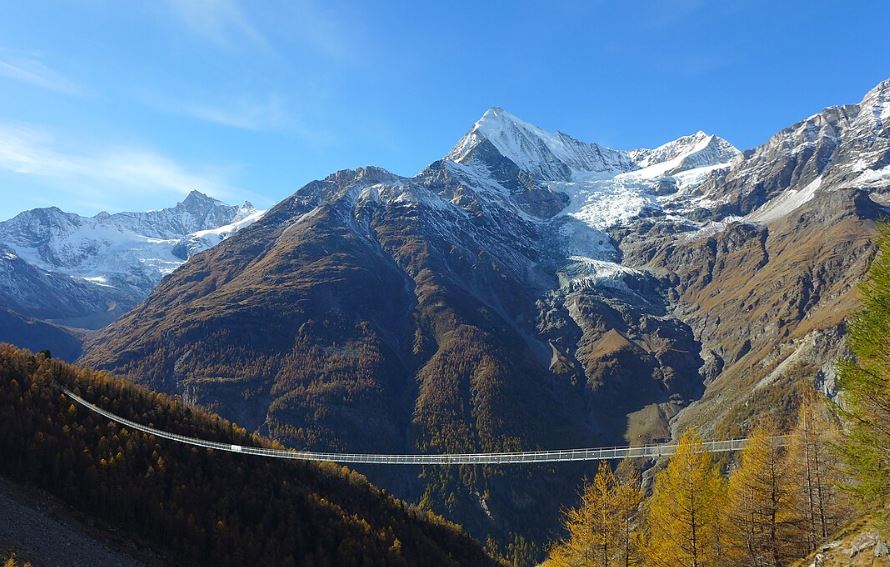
[60,387,785,465]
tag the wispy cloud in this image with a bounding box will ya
[179,94,287,131]
[0,53,85,95]
[0,122,240,202]
[154,1,370,144]
[164,0,272,53]
[139,88,337,147]
[280,0,356,62]
[163,0,358,63]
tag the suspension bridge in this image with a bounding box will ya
[62,386,778,466]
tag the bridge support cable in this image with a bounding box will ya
[61,387,786,466]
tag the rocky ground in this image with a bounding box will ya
[797,517,890,566]
[0,476,165,567]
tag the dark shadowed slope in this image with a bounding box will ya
[0,308,83,361]
[0,345,498,567]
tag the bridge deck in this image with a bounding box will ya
[62,387,777,465]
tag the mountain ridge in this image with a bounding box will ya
[0,190,264,332]
[69,76,890,559]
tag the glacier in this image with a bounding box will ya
[445,107,742,288]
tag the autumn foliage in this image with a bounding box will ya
[546,401,851,567]
[545,460,642,566]
[0,345,498,567]
[643,431,726,567]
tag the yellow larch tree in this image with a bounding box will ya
[615,458,644,566]
[546,460,627,567]
[725,422,796,566]
[642,430,727,567]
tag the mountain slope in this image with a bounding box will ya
[81,78,890,559]
[0,308,82,361]
[652,189,878,438]
[78,117,730,552]
[0,345,498,566]
[0,474,156,567]
[0,242,135,328]
[686,78,890,221]
[616,79,890,437]
[81,165,600,551]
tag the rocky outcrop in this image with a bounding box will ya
[800,517,889,566]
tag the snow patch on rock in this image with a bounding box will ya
[747,176,823,223]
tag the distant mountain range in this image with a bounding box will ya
[0,191,263,357]
[6,78,890,556]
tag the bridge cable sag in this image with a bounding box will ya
[61,387,785,466]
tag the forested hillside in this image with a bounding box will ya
[0,345,498,567]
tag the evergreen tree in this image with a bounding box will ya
[642,430,726,567]
[836,223,890,525]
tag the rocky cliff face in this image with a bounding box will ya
[646,188,879,437]
[686,79,890,221]
[614,79,890,437]
[79,79,890,553]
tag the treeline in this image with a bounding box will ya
[0,345,499,567]
[545,223,890,567]
[545,394,848,567]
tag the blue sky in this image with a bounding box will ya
[0,0,888,220]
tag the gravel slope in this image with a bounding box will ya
[0,476,162,567]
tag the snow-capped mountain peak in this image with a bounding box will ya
[0,193,266,325]
[108,190,258,239]
[446,107,635,181]
[857,78,890,127]
[436,109,746,269]
[625,132,740,180]
[180,207,267,257]
[181,189,217,207]
[628,131,702,165]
